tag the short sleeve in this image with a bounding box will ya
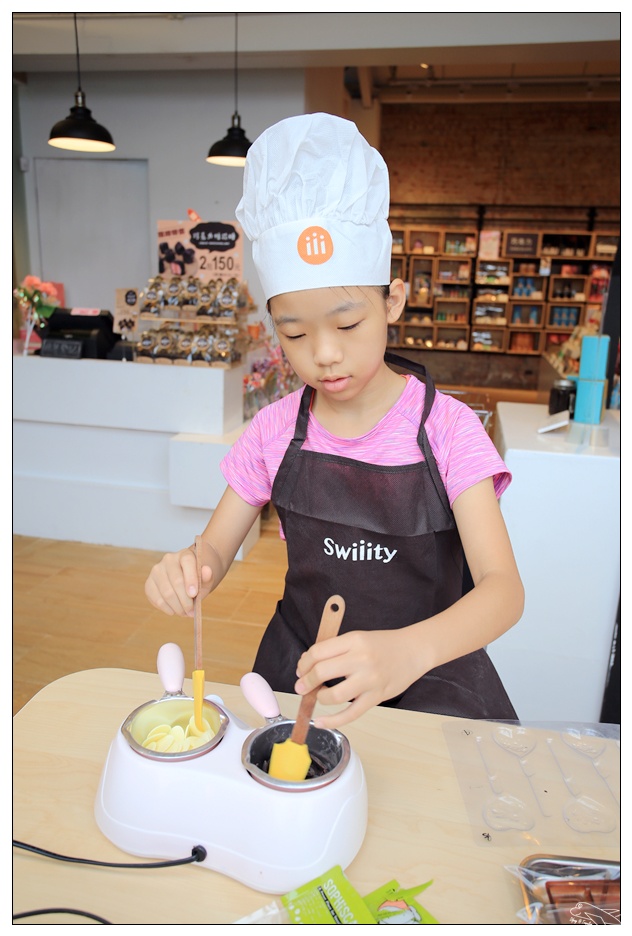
[220,413,274,507]
[426,393,511,506]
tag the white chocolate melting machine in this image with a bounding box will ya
[95,645,368,893]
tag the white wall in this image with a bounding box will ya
[15,68,305,317]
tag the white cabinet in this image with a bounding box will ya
[489,402,620,722]
[13,356,259,555]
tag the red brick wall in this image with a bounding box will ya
[381,102,620,209]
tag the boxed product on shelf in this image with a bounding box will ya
[120,272,257,367]
[434,325,469,351]
[546,305,582,329]
[443,231,477,255]
[472,302,508,326]
[507,329,544,354]
[549,275,587,301]
[470,327,506,353]
[475,259,511,285]
[541,231,591,257]
[403,324,434,349]
[406,227,442,254]
[509,302,544,327]
[434,298,469,324]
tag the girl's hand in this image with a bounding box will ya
[293,629,425,730]
[144,487,263,618]
[144,546,213,617]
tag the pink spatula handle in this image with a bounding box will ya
[240,672,281,720]
[157,642,185,694]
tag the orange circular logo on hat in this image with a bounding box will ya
[297,226,334,265]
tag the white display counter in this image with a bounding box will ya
[13,356,260,556]
[489,402,620,722]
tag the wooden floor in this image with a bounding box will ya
[12,512,288,716]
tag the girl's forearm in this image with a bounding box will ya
[404,568,525,678]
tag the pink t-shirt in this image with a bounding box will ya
[221,376,511,535]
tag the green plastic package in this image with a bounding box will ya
[362,879,439,924]
[281,865,375,924]
[234,867,439,924]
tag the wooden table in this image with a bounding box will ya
[13,669,620,925]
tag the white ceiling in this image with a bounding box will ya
[13,12,620,104]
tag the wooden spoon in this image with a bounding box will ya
[268,595,345,782]
[192,535,205,731]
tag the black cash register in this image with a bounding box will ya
[39,309,118,359]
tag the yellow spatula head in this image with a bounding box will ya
[268,738,312,782]
[193,669,205,731]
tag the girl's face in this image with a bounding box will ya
[269,283,404,400]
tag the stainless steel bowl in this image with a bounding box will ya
[241,719,350,792]
[121,695,228,762]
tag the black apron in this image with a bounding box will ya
[253,360,517,720]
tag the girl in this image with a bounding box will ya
[145,113,524,729]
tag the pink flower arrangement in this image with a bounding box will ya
[15,275,60,307]
[13,275,61,355]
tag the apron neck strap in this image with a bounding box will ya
[384,352,453,520]
[384,351,436,425]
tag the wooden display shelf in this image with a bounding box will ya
[507,300,546,328]
[391,255,406,281]
[474,285,509,303]
[139,313,239,325]
[388,216,619,365]
[434,324,470,351]
[433,297,470,324]
[433,283,471,300]
[590,231,619,260]
[405,310,434,327]
[390,227,406,255]
[475,258,512,285]
[471,301,508,328]
[442,229,478,256]
[406,225,442,255]
[434,258,472,298]
[402,323,434,351]
[545,303,583,330]
[506,328,545,355]
[540,230,592,259]
[470,326,507,353]
[548,274,588,302]
[509,273,546,301]
[135,356,241,369]
[408,256,434,307]
[543,330,574,364]
[435,257,472,282]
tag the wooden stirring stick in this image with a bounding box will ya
[268,595,346,781]
[290,599,345,746]
[192,536,205,730]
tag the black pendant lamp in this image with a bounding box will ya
[207,13,251,167]
[48,13,115,153]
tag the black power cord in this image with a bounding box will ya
[13,839,207,868]
[13,840,208,923]
[13,908,113,924]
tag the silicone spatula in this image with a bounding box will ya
[192,535,205,731]
[268,595,345,782]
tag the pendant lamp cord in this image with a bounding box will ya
[73,12,82,93]
[233,12,239,117]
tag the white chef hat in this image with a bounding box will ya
[235,113,392,300]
